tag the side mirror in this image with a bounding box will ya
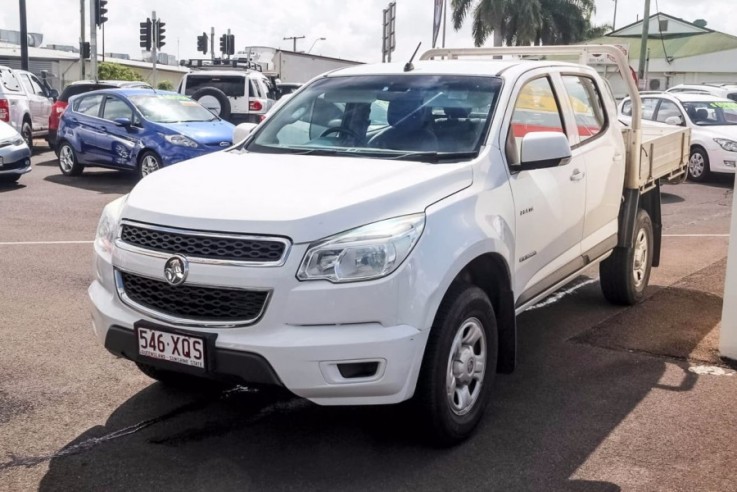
[114,117,132,127]
[517,132,572,171]
[664,115,685,126]
[233,122,258,143]
[47,88,59,102]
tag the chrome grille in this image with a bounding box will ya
[117,271,269,325]
[119,222,288,264]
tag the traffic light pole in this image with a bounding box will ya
[227,28,231,60]
[79,0,85,79]
[151,11,158,88]
[89,0,97,79]
[210,27,215,61]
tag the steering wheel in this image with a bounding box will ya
[319,126,360,140]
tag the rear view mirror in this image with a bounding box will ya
[664,115,685,126]
[233,122,258,143]
[517,132,572,171]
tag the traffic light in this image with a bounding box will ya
[139,18,152,51]
[155,19,166,49]
[95,0,108,26]
[82,42,90,59]
[197,33,208,55]
[219,34,227,54]
[227,34,235,55]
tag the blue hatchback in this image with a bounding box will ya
[56,89,235,179]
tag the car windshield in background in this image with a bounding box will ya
[682,100,737,126]
[246,74,502,161]
[130,94,218,123]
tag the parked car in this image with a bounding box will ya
[666,83,737,101]
[90,45,689,444]
[0,119,32,183]
[56,89,235,180]
[620,92,737,181]
[0,65,57,151]
[276,82,302,99]
[179,69,276,123]
[47,79,151,150]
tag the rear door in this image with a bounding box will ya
[97,95,140,169]
[504,72,587,304]
[19,73,51,131]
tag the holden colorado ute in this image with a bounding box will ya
[89,46,689,445]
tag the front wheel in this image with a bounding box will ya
[688,147,710,182]
[600,209,654,305]
[20,121,32,152]
[138,151,162,180]
[413,283,498,446]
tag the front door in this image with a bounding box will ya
[98,95,140,170]
[504,75,587,305]
[20,73,51,131]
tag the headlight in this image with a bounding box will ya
[164,134,198,148]
[714,138,737,152]
[12,137,24,146]
[297,214,425,283]
[94,195,128,258]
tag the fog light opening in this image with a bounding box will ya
[337,361,380,379]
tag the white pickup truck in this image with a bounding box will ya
[90,46,689,444]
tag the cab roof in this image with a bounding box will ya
[326,59,588,78]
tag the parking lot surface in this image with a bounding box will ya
[1,148,736,491]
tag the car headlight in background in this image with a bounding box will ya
[11,137,24,146]
[94,195,128,259]
[164,134,198,148]
[297,214,425,283]
[714,138,737,152]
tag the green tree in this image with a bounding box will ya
[157,80,174,91]
[451,0,596,47]
[97,62,144,82]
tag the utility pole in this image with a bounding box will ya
[283,35,305,52]
[612,0,618,31]
[637,0,651,89]
[19,0,29,71]
[442,0,447,48]
[79,0,85,79]
[210,27,214,61]
[89,0,97,79]
[151,11,158,88]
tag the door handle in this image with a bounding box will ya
[570,169,586,182]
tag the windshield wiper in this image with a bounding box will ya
[386,150,478,163]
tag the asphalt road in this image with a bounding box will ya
[1,148,736,491]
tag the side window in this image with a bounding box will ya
[507,77,565,165]
[248,80,259,99]
[655,100,682,124]
[642,98,658,120]
[28,75,46,96]
[101,96,133,121]
[0,69,21,92]
[561,76,606,143]
[76,94,103,117]
[19,74,35,95]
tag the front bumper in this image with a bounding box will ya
[0,145,32,176]
[89,240,429,405]
[705,146,737,174]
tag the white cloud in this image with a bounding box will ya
[0,0,733,67]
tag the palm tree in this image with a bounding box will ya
[451,0,596,47]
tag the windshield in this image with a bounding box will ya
[129,94,218,123]
[245,74,502,161]
[682,100,737,126]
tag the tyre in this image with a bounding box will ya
[57,141,84,176]
[21,120,32,152]
[413,283,498,446]
[688,147,710,182]
[0,174,20,184]
[138,151,162,180]
[600,209,654,305]
[136,363,220,391]
[191,87,232,121]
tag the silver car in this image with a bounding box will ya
[0,119,32,184]
[0,65,57,152]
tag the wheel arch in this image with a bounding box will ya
[437,253,516,374]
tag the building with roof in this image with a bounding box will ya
[587,12,737,96]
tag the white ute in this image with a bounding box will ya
[90,46,689,444]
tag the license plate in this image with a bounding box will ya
[136,327,206,369]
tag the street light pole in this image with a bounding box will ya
[307,37,326,54]
[612,0,618,30]
[19,0,29,71]
[637,0,651,88]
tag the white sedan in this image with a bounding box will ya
[619,93,737,181]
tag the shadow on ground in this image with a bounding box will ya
[31,264,727,491]
[44,170,137,195]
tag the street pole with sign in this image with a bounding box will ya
[720,183,737,361]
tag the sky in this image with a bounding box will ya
[0,0,734,65]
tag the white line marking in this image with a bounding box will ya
[663,234,729,237]
[688,365,735,376]
[0,240,93,245]
[527,278,599,311]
